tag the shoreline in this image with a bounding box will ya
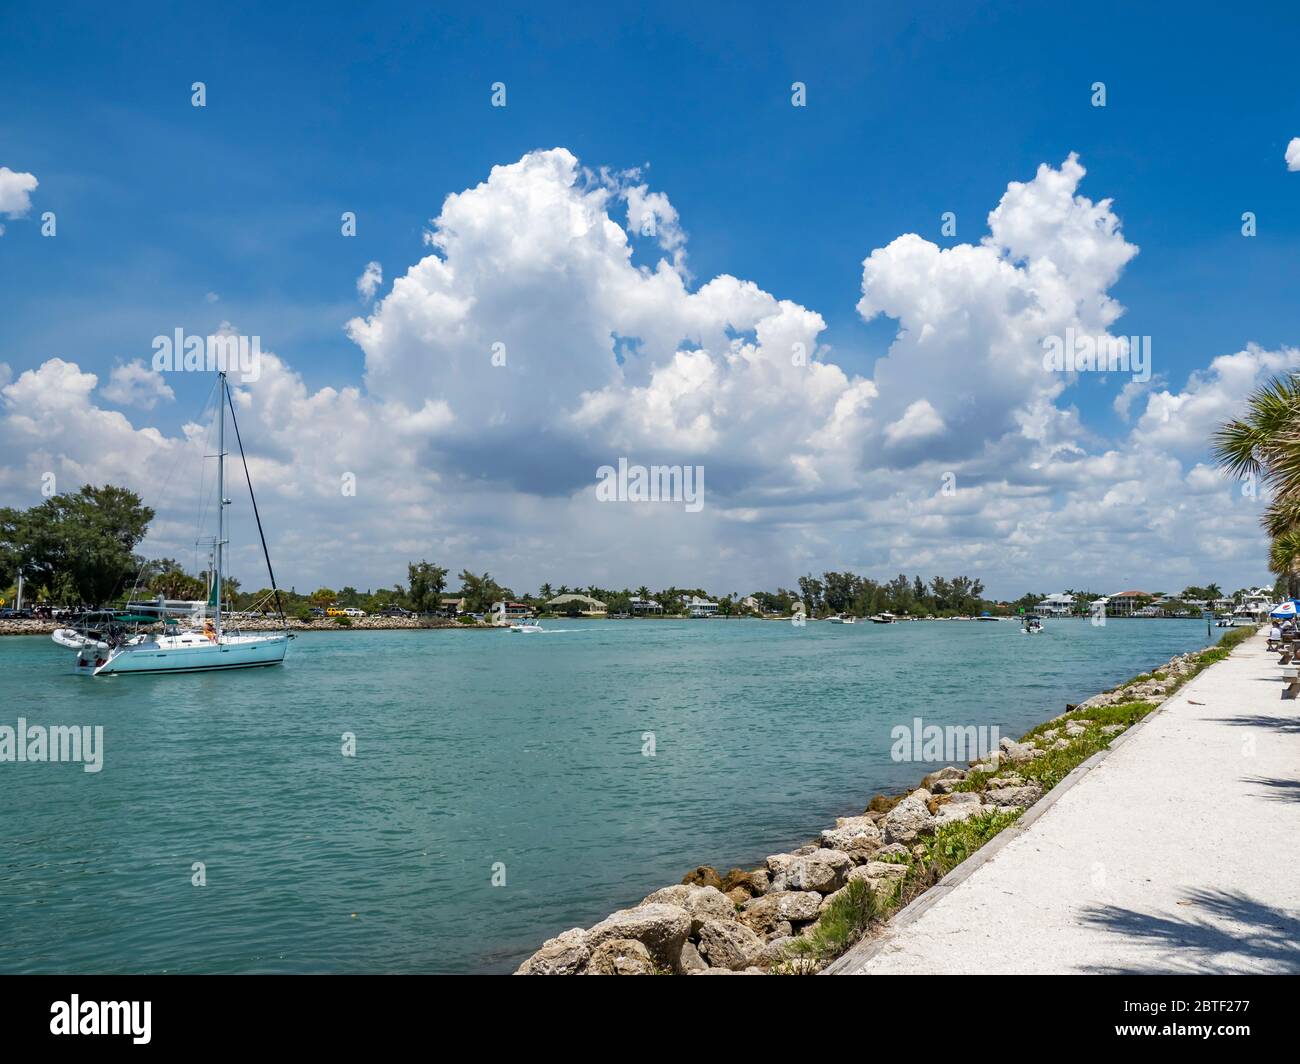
[513,624,1256,975]
[0,614,1245,637]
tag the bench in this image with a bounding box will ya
[1283,665,1300,698]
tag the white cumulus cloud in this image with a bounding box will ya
[0,166,38,217]
[0,149,1286,596]
[356,261,382,302]
[101,360,177,410]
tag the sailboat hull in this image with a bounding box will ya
[74,634,289,676]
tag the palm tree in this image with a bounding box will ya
[1269,531,1300,582]
[636,585,650,600]
[1214,374,1300,596]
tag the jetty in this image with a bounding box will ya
[829,631,1300,974]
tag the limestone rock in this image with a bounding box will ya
[933,800,984,827]
[945,791,981,806]
[641,884,733,931]
[866,793,899,813]
[514,927,590,975]
[678,939,709,973]
[587,903,692,970]
[766,919,793,941]
[757,935,797,968]
[820,815,883,858]
[586,938,655,975]
[695,918,765,971]
[984,782,1044,808]
[921,766,966,789]
[883,788,935,843]
[681,865,724,890]
[846,861,908,887]
[721,867,759,893]
[998,737,1040,763]
[739,890,823,934]
[873,842,909,862]
[768,847,851,892]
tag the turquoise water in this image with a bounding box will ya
[0,617,1223,973]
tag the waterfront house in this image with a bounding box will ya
[1104,590,1148,616]
[1035,592,1076,617]
[440,596,468,615]
[682,594,719,618]
[491,601,535,620]
[629,596,664,615]
[546,593,607,616]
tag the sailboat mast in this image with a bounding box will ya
[216,372,226,639]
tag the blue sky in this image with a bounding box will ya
[2,2,1298,596]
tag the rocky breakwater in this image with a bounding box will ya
[0,619,56,636]
[514,763,1042,975]
[515,645,1214,975]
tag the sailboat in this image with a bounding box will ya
[51,372,290,676]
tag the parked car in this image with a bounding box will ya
[343,607,366,617]
[309,607,326,617]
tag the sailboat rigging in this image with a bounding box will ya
[51,372,290,675]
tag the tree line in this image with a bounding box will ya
[0,483,1262,618]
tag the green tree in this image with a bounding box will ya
[147,558,206,600]
[407,561,449,614]
[0,484,154,605]
[456,569,504,613]
[1214,376,1300,596]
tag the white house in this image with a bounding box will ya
[1036,593,1076,617]
[629,596,663,615]
[682,595,718,618]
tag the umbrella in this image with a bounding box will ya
[1270,600,1300,618]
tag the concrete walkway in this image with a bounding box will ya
[832,632,1300,974]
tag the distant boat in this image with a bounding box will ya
[51,372,289,676]
[869,612,896,624]
[828,614,856,624]
[976,612,997,622]
[510,622,543,633]
[1022,614,1044,634]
